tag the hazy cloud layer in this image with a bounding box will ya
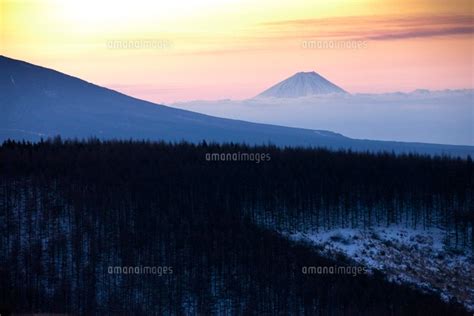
[172,90,474,146]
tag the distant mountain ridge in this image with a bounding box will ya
[0,55,472,157]
[256,71,347,98]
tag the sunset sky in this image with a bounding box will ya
[2,0,473,103]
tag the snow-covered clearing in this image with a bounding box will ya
[283,226,474,311]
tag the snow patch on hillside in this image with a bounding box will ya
[283,226,474,311]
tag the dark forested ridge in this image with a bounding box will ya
[0,139,472,315]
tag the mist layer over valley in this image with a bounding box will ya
[173,90,473,146]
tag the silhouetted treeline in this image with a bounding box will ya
[0,138,472,315]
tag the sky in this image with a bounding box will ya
[1,0,473,103]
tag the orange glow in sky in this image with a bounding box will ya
[1,0,473,103]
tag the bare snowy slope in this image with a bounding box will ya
[285,227,474,311]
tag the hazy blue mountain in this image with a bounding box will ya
[0,56,472,157]
[256,71,347,98]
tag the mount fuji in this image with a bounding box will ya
[256,71,347,98]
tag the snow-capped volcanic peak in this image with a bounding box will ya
[256,71,347,98]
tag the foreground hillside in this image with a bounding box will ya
[0,140,472,315]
